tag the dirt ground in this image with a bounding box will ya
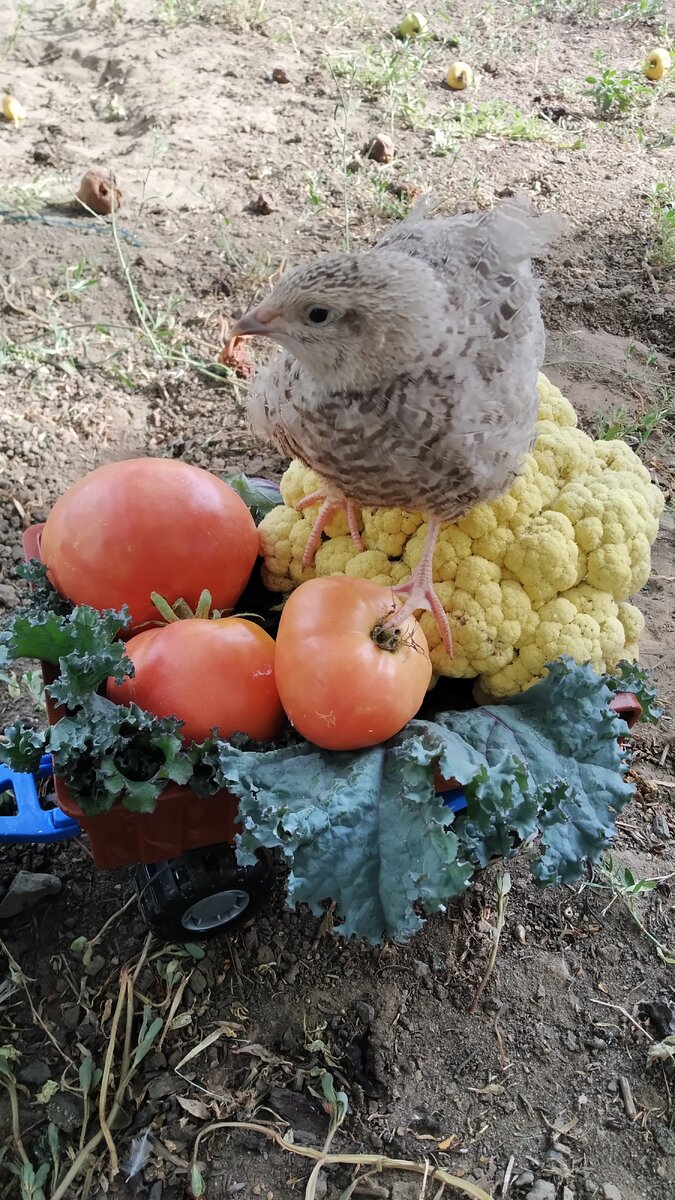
[1,2,674,1199]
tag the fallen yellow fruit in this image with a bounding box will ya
[398,11,427,38]
[446,61,473,90]
[644,48,671,81]
[2,94,26,124]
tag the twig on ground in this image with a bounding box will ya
[470,873,512,1014]
[189,1120,494,1200]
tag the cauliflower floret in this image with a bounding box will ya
[533,423,601,490]
[535,373,577,427]
[553,476,657,598]
[346,548,408,586]
[259,506,305,591]
[362,507,422,557]
[257,372,664,699]
[503,511,580,604]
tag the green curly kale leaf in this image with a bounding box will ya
[48,696,192,814]
[210,658,635,943]
[209,734,477,944]
[604,658,661,723]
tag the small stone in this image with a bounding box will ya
[189,968,207,994]
[271,67,290,84]
[0,871,62,918]
[412,959,430,978]
[46,1091,84,1134]
[525,1183,556,1200]
[652,1119,675,1156]
[19,1060,51,1086]
[145,1051,167,1071]
[585,1036,608,1051]
[602,1187,622,1200]
[356,1001,375,1025]
[390,1180,424,1199]
[284,964,300,984]
[563,1190,575,1200]
[148,1183,163,1200]
[257,944,276,966]
[600,944,620,964]
[61,1005,81,1030]
[652,813,671,839]
[364,134,394,163]
[146,1073,177,1101]
[0,582,19,608]
[545,1149,566,1166]
[514,1172,535,1188]
[386,179,422,203]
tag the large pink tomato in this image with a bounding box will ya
[274,576,432,751]
[40,458,259,630]
[107,617,285,745]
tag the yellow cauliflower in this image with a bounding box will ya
[258,374,664,699]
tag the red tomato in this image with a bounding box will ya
[107,618,285,744]
[274,577,432,751]
[40,458,259,630]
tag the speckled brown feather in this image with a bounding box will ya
[246,198,563,520]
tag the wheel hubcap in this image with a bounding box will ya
[181,889,250,931]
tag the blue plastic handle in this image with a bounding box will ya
[439,787,467,814]
[0,758,80,843]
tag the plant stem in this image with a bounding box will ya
[469,872,512,1015]
[5,1071,30,1165]
[190,1121,494,1200]
[97,971,127,1172]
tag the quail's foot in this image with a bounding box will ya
[298,489,364,569]
[381,516,454,657]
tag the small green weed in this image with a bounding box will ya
[0,178,52,214]
[325,41,430,131]
[582,855,675,963]
[59,260,101,302]
[596,389,675,444]
[648,180,675,267]
[585,50,649,116]
[370,174,414,221]
[444,99,563,142]
[613,0,666,22]
[153,0,266,27]
[507,0,600,21]
[153,0,207,24]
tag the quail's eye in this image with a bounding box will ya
[306,306,330,325]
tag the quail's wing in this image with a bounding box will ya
[373,195,564,277]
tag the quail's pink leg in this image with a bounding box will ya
[383,516,454,657]
[297,489,364,569]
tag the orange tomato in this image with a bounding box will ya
[274,576,432,751]
[41,458,259,630]
[107,617,285,745]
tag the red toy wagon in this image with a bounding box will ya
[1,524,642,944]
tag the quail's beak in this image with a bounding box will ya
[230,304,281,338]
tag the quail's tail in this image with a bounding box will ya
[483,193,567,264]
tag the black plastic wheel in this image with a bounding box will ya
[134,842,272,942]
